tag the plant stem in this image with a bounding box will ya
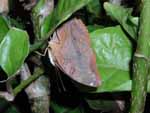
[130,0,150,113]
[13,68,44,96]
[30,40,46,53]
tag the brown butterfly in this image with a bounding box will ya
[48,18,101,87]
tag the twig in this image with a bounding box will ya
[30,40,46,53]
[13,67,44,96]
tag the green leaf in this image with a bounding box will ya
[104,2,138,40]
[51,101,85,113]
[0,28,29,76]
[41,0,92,39]
[89,24,150,92]
[86,0,101,17]
[90,26,132,92]
[32,0,54,39]
[0,16,9,43]
[87,25,104,32]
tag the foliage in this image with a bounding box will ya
[86,0,101,17]
[104,2,138,40]
[90,26,132,92]
[33,0,93,39]
[0,28,29,76]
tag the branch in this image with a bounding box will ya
[0,66,44,101]
[13,67,44,96]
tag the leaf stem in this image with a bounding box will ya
[30,40,46,53]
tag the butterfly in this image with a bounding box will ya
[48,18,101,87]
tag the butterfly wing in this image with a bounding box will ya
[49,18,101,87]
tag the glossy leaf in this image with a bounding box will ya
[90,26,132,92]
[0,28,29,76]
[41,0,92,39]
[0,16,9,43]
[86,0,101,17]
[32,0,54,39]
[89,25,150,92]
[104,2,138,40]
[88,26,150,93]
